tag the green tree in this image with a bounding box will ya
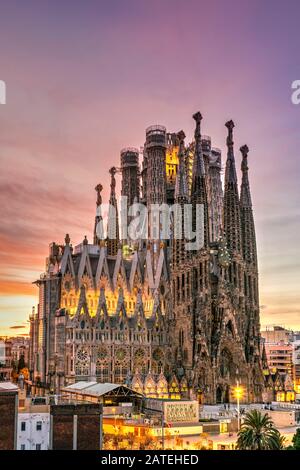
[236,409,285,450]
[287,428,300,450]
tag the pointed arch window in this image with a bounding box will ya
[220,348,233,378]
[225,320,234,337]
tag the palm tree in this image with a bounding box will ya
[236,409,285,450]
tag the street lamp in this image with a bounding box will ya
[234,381,243,431]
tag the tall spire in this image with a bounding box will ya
[145,125,167,207]
[191,112,209,248]
[175,130,188,201]
[145,125,167,267]
[93,183,104,245]
[173,130,189,267]
[120,147,140,205]
[120,148,140,244]
[107,167,119,256]
[240,145,252,207]
[223,120,242,254]
[192,112,205,178]
[209,147,223,241]
[240,145,257,266]
[240,144,259,367]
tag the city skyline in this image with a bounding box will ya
[0,0,300,335]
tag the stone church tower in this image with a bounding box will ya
[29,112,264,403]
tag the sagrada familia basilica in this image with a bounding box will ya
[29,112,267,404]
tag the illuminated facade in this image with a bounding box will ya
[293,340,300,395]
[264,343,293,377]
[29,112,266,403]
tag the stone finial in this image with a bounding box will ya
[175,130,188,200]
[177,130,186,144]
[193,111,203,123]
[225,120,235,147]
[83,235,88,245]
[65,233,70,245]
[95,183,103,206]
[109,166,117,194]
[193,112,202,140]
[240,144,249,157]
[177,130,186,159]
[225,119,235,131]
[240,145,249,173]
[192,111,206,179]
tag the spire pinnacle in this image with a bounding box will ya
[173,130,189,266]
[240,144,252,208]
[107,166,119,255]
[240,144,257,265]
[95,183,103,206]
[93,183,104,245]
[192,111,205,178]
[225,120,235,145]
[177,129,186,142]
[225,120,237,184]
[223,119,242,253]
[191,112,210,247]
[240,144,249,172]
[175,130,188,200]
[193,111,203,138]
[109,166,117,196]
[240,144,249,155]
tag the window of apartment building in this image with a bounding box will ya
[36,421,42,431]
[21,422,26,431]
[36,444,41,450]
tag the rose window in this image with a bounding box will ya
[116,348,127,362]
[134,348,145,363]
[152,348,163,361]
[77,349,88,362]
[97,347,107,361]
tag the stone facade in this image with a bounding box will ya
[29,112,265,404]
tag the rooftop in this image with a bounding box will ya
[0,381,18,392]
[62,382,143,398]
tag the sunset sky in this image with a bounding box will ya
[0,0,299,336]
